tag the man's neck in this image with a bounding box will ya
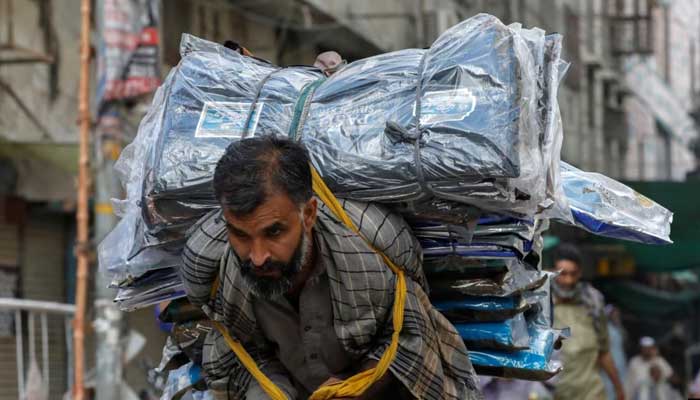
[286,235,318,300]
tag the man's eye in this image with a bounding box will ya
[266,227,284,237]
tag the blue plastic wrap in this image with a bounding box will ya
[429,259,547,299]
[557,162,673,244]
[161,362,212,400]
[455,313,529,350]
[433,296,530,322]
[469,323,564,380]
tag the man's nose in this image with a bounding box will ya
[249,240,270,267]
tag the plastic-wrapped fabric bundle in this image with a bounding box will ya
[99,13,569,280]
[98,210,183,283]
[557,162,673,244]
[429,261,547,299]
[424,257,513,279]
[114,267,186,311]
[433,296,531,322]
[524,271,555,328]
[468,286,566,380]
[469,323,565,380]
[455,313,530,351]
[122,14,562,232]
[410,216,536,242]
[420,236,533,259]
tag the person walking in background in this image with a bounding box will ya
[603,305,628,400]
[630,363,682,400]
[626,337,674,399]
[551,243,625,400]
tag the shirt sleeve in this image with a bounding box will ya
[204,326,298,400]
[658,357,674,380]
[245,361,298,400]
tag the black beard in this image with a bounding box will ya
[239,232,308,299]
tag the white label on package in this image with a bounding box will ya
[195,101,263,138]
[417,88,477,125]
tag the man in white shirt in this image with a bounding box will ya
[625,337,674,399]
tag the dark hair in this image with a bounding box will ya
[553,243,582,268]
[213,136,312,216]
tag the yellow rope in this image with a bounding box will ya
[213,165,407,400]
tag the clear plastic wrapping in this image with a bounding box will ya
[160,362,211,400]
[455,313,530,351]
[114,267,186,311]
[468,286,567,380]
[429,259,547,299]
[100,13,568,265]
[557,162,673,244]
[469,323,565,380]
[433,296,531,322]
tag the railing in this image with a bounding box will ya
[0,298,75,400]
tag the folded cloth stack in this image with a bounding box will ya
[413,212,564,379]
[467,274,570,380]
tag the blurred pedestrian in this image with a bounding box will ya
[630,363,682,400]
[551,243,625,400]
[602,305,628,400]
[625,337,673,398]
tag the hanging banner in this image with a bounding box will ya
[96,0,161,106]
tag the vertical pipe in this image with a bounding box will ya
[41,312,50,393]
[664,4,671,83]
[15,310,24,400]
[65,317,74,394]
[73,0,92,398]
[28,312,35,366]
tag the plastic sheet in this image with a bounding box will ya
[469,323,565,380]
[524,271,555,328]
[114,267,186,311]
[455,313,529,351]
[434,296,531,322]
[99,13,570,279]
[557,162,673,244]
[161,362,212,400]
[98,209,183,284]
[420,236,533,259]
[430,264,547,299]
[410,216,536,242]
[116,13,563,230]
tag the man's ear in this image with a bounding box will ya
[303,197,318,232]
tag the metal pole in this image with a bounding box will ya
[15,310,25,400]
[41,312,50,393]
[92,10,125,399]
[73,0,92,397]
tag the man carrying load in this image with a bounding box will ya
[180,136,482,399]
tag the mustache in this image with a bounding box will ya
[240,259,289,275]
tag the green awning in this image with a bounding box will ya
[597,279,700,317]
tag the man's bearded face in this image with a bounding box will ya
[222,192,317,299]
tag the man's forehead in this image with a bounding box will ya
[223,193,300,229]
